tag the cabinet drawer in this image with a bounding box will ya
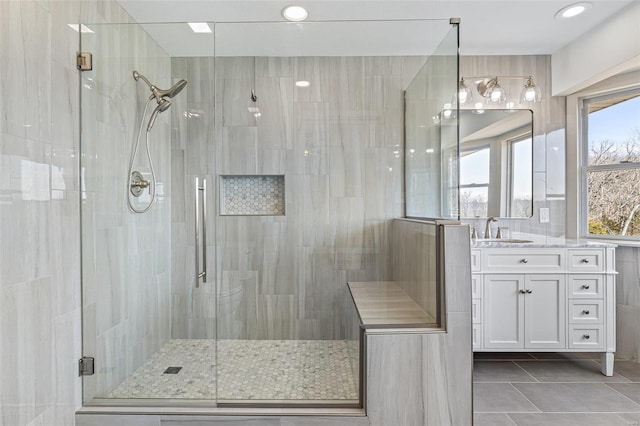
[472,274,482,299]
[569,300,603,324]
[484,250,564,272]
[472,299,482,324]
[471,250,481,272]
[473,324,483,350]
[568,249,604,272]
[568,275,604,298]
[569,325,604,349]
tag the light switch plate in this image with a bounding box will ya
[540,207,550,223]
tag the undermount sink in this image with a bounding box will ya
[478,238,534,243]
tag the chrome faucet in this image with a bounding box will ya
[484,216,497,239]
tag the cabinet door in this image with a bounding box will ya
[524,274,566,349]
[484,274,524,349]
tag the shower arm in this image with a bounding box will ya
[133,70,164,103]
[133,71,156,91]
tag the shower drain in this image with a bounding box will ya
[163,367,182,374]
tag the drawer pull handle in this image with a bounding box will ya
[582,284,590,290]
[583,334,591,339]
[582,310,590,315]
[519,289,527,294]
[581,258,590,264]
[525,289,533,294]
[520,258,528,264]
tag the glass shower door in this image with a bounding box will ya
[79,22,217,404]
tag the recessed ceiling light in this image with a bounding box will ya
[555,2,592,20]
[295,80,310,87]
[68,24,94,33]
[188,22,212,33]
[282,5,308,22]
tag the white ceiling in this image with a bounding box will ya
[115,0,636,57]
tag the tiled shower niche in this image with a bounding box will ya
[220,175,285,216]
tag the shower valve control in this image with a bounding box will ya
[130,171,150,197]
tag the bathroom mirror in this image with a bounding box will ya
[459,109,533,218]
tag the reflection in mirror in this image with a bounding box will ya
[459,109,533,218]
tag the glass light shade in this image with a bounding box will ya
[489,83,506,103]
[520,78,542,103]
[458,79,472,104]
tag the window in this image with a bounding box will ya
[582,88,640,239]
[460,145,490,217]
[508,135,533,217]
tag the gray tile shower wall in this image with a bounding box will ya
[170,56,414,340]
[459,55,566,237]
[0,0,149,424]
[391,219,438,319]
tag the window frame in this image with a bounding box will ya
[580,87,640,241]
[506,133,533,218]
[459,144,491,218]
[566,72,640,244]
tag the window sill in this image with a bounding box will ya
[582,237,640,248]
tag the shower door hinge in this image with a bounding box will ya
[77,52,93,71]
[78,356,95,376]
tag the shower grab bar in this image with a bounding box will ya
[195,177,207,287]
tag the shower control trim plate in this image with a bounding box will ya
[78,356,95,376]
[130,171,150,197]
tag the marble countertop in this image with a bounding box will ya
[471,236,617,249]
[347,281,437,329]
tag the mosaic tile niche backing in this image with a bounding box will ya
[220,175,285,216]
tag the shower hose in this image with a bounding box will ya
[127,97,156,214]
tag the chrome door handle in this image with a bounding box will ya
[582,284,590,289]
[520,258,528,264]
[519,289,527,294]
[195,178,207,287]
[581,258,590,264]
[583,334,590,339]
[202,178,207,284]
[582,310,590,315]
[525,289,532,294]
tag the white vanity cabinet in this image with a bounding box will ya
[472,245,616,376]
[484,273,565,350]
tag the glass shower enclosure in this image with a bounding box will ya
[79,18,459,407]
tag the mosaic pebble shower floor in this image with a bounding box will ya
[109,339,359,401]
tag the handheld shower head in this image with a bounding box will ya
[147,99,171,132]
[133,71,187,101]
[157,79,187,99]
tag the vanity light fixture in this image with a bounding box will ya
[555,2,592,20]
[188,22,212,33]
[282,5,308,22]
[295,80,310,87]
[460,75,542,105]
[458,78,473,104]
[520,76,542,103]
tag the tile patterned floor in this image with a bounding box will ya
[109,339,215,399]
[109,339,359,401]
[474,353,640,426]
